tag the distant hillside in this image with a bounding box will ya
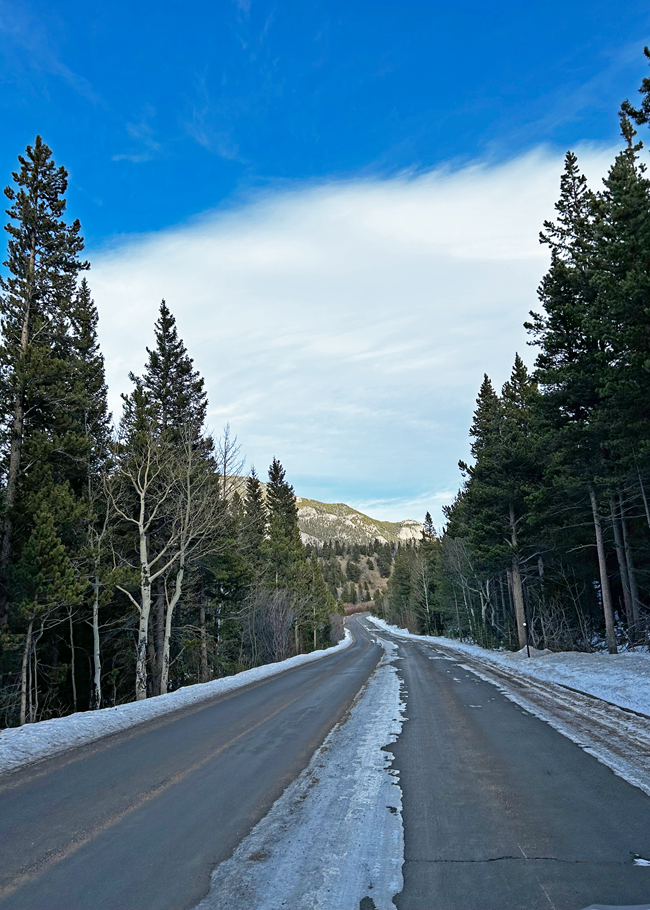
[296,497,423,546]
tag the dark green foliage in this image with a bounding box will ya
[264,457,304,585]
[345,559,361,582]
[621,46,650,126]
[432,82,650,651]
[241,468,267,573]
[0,137,91,629]
[141,300,208,437]
[0,142,342,727]
[376,544,393,578]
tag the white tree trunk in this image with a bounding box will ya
[589,484,617,654]
[90,576,102,709]
[135,519,152,700]
[160,562,184,695]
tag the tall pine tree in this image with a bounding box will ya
[0,137,88,627]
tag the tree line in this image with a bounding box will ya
[306,537,399,605]
[375,53,650,654]
[0,138,337,727]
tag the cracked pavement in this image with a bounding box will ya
[361,622,650,910]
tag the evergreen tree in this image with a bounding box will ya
[265,458,304,585]
[450,359,541,649]
[592,118,650,478]
[526,150,619,652]
[140,300,208,437]
[0,137,88,626]
[125,301,212,695]
[621,46,650,126]
[12,505,84,724]
[241,468,268,576]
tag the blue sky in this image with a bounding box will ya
[1,1,650,522]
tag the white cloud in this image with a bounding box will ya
[89,145,616,523]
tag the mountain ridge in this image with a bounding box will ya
[296,496,423,546]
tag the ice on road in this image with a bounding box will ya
[194,637,406,910]
[367,616,650,799]
[366,616,650,717]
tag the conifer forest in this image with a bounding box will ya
[377,74,650,657]
[0,138,338,726]
[3,64,650,730]
[378,89,650,653]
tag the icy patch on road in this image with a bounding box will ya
[194,639,406,910]
[366,616,650,717]
[367,617,650,798]
[0,630,353,776]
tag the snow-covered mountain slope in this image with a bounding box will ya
[296,498,423,546]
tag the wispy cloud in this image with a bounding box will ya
[180,72,243,159]
[89,145,617,522]
[112,105,163,163]
[0,1,101,104]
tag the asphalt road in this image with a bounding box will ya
[0,616,381,910]
[361,621,650,910]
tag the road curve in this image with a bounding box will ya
[0,616,381,910]
[360,620,650,910]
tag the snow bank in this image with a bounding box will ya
[194,637,405,910]
[366,617,650,718]
[0,630,353,776]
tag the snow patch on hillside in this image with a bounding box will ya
[194,638,406,910]
[0,630,353,776]
[366,616,650,717]
[296,497,423,545]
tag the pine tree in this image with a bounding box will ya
[12,505,84,723]
[592,117,650,476]
[265,458,304,585]
[467,374,500,462]
[68,278,111,709]
[68,279,112,479]
[525,150,618,652]
[454,359,541,649]
[140,300,207,437]
[621,46,650,126]
[129,301,211,695]
[242,468,268,573]
[0,137,88,626]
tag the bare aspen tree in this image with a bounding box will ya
[86,495,110,710]
[107,429,180,700]
[108,421,227,699]
[217,423,246,501]
[159,429,226,694]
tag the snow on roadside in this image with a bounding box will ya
[0,630,353,776]
[193,638,406,910]
[366,616,650,717]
